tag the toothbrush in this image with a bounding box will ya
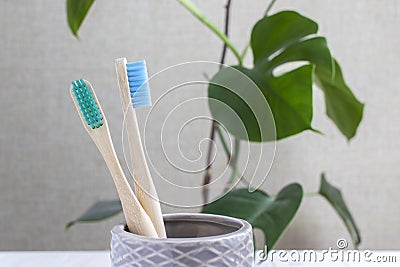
[115,58,167,238]
[69,79,158,238]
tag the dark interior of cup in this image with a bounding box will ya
[164,217,242,238]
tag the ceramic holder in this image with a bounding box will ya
[110,213,254,266]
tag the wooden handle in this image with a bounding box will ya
[115,58,167,238]
[92,126,158,238]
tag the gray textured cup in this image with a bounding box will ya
[110,213,254,266]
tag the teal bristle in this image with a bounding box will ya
[71,79,103,129]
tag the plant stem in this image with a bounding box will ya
[224,138,240,192]
[240,44,250,61]
[240,0,278,61]
[216,124,252,188]
[265,0,277,16]
[202,0,232,206]
[220,0,231,66]
[177,0,242,65]
[202,120,217,205]
[216,124,232,160]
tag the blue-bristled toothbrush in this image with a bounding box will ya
[115,58,167,238]
[69,79,158,238]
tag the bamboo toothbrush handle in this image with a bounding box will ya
[69,80,157,238]
[94,125,158,238]
[128,110,167,238]
[115,58,167,238]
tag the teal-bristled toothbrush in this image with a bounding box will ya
[69,79,158,238]
[115,59,167,238]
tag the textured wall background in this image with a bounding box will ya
[0,0,399,250]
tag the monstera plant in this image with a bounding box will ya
[66,0,363,249]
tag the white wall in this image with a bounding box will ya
[0,0,399,250]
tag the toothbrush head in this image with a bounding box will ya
[71,79,103,129]
[126,60,152,108]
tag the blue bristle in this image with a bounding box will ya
[71,79,103,129]
[126,60,152,108]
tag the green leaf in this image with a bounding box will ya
[315,59,364,140]
[208,11,333,141]
[209,64,314,141]
[202,183,303,249]
[251,11,318,66]
[208,65,274,142]
[66,200,122,230]
[319,173,361,247]
[267,37,333,73]
[66,0,95,37]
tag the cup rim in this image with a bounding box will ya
[112,213,252,243]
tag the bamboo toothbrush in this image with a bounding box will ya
[115,58,167,238]
[69,78,158,238]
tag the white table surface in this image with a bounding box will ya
[0,250,398,266]
[0,251,110,267]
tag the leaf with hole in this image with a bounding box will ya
[209,11,333,141]
[209,11,363,141]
